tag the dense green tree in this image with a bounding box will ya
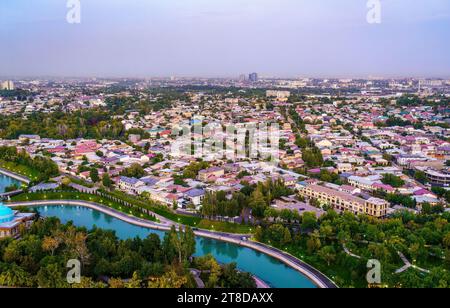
[414,171,428,184]
[221,262,256,288]
[102,173,113,188]
[249,188,267,218]
[306,232,321,253]
[0,146,59,182]
[0,264,34,287]
[382,174,405,188]
[386,193,416,208]
[90,168,100,183]
[120,163,146,178]
[318,246,336,266]
[182,161,210,179]
[301,212,318,230]
[36,263,67,288]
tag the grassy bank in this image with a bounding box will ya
[10,191,159,223]
[196,221,253,234]
[0,160,38,182]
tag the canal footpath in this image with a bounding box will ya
[0,167,31,185]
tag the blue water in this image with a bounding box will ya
[0,174,21,193]
[36,205,317,288]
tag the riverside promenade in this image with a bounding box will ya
[0,167,31,184]
[7,200,337,289]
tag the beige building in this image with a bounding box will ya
[266,90,291,100]
[297,183,389,218]
[337,163,353,173]
[1,81,15,91]
[198,167,225,182]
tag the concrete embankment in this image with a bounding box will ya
[0,167,31,184]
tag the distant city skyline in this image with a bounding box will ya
[1,0,449,78]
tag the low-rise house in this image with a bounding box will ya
[348,175,382,191]
[413,195,440,206]
[118,176,145,193]
[198,167,225,182]
[19,135,41,143]
[337,163,353,173]
[184,189,206,208]
[372,183,395,193]
[340,185,361,195]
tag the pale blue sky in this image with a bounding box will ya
[1,0,449,78]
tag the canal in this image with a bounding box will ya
[35,205,317,288]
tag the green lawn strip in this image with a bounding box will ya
[104,190,253,233]
[10,191,159,222]
[0,160,39,182]
[196,220,254,234]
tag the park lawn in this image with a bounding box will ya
[196,220,254,234]
[0,160,40,181]
[10,191,159,223]
[151,206,202,226]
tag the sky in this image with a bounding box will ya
[0,0,449,78]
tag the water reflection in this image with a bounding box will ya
[92,210,101,222]
[0,174,21,193]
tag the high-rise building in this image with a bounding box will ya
[1,81,15,91]
[249,73,258,83]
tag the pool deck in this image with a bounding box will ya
[6,199,337,289]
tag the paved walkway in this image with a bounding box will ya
[395,252,430,274]
[253,276,271,289]
[0,189,24,200]
[189,269,206,288]
[343,244,361,259]
[342,243,431,276]
[6,199,337,289]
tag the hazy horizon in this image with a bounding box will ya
[1,0,449,78]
